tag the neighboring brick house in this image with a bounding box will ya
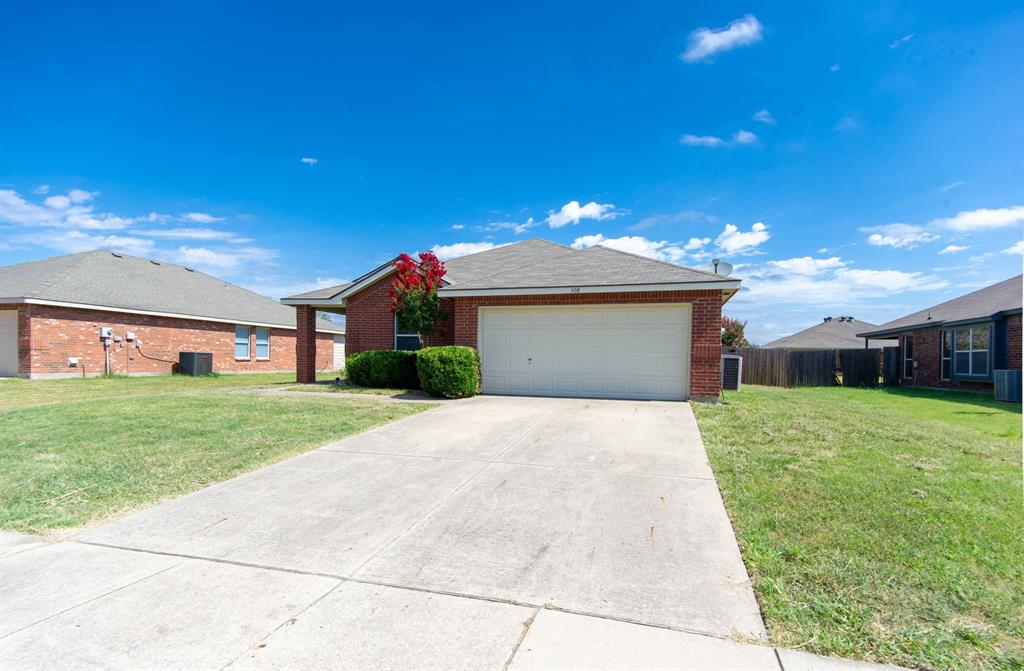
[856,275,1022,391]
[284,239,741,401]
[0,250,344,379]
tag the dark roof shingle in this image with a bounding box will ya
[856,275,1022,338]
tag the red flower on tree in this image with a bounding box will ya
[390,251,446,338]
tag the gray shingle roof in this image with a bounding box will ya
[0,250,344,333]
[856,275,1023,338]
[441,240,730,291]
[763,317,896,349]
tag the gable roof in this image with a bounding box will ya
[0,250,344,333]
[283,238,739,304]
[856,275,1023,338]
[763,317,896,349]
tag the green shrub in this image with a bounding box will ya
[416,346,479,398]
[345,350,420,388]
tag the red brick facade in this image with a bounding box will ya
[336,274,725,398]
[897,315,1022,391]
[2,303,336,379]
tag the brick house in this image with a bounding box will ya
[0,250,344,379]
[856,275,1022,391]
[283,239,741,401]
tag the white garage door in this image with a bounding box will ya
[0,310,18,377]
[479,304,691,401]
[333,334,346,369]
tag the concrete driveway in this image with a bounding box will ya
[2,395,888,669]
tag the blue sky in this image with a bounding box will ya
[1,1,1021,343]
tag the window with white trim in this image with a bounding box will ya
[394,314,421,351]
[953,325,989,377]
[234,326,251,359]
[254,327,270,359]
[940,330,951,380]
[902,335,914,378]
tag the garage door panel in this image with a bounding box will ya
[479,305,690,401]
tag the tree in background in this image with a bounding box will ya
[390,251,446,337]
[721,316,750,347]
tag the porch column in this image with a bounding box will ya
[295,305,317,383]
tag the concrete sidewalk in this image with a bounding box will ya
[2,537,907,670]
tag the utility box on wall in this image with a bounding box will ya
[178,352,213,376]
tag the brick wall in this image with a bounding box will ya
[899,326,995,392]
[2,303,334,378]
[344,274,396,354]
[1007,314,1022,370]
[450,290,724,398]
[331,279,725,398]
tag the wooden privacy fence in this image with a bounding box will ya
[734,348,885,388]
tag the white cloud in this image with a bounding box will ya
[11,230,155,256]
[300,157,318,165]
[0,189,134,230]
[938,244,969,255]
[835,116,860,132]
[173,245,277,272]
[1004,240,1024,255]
[930,180,965,197]
[861,223,939,248]
[931,206,1024,232]
[679,134,725,147]
[829,64,840,72]
[430,241,505,260]
[715,222,770,254]
[450,224,465,230]
[138,227,244,241]
[31,184,50,194]
[243,276,348,301]
[752,109,775,124]
[546,201,618,228]
[184,212,224,224]
[571,234,685,263]
[43,195,71,209]
[890,33,915,49]
[766,256,845,275]
[69,189,98,204]
[733,129,757,144]
[681,14,763,63]
[734,257,948,306]
[684,236,710,251]
[629,210,714,232]
[477,217,537,235]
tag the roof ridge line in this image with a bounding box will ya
[30,250,98,298]
[587,244,729,280]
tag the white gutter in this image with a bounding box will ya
[1,298,344,334]
[436,280,741,297]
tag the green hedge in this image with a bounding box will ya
[416,346,479,398]
[345,350,420,389]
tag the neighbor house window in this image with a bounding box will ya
[940,330,951,380]
[394,314,421,351]
[953,325,990,377]
[235,325,251,359]
[254,327,270,359]
[902,335,914,378]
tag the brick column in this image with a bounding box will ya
[295,305,317,383]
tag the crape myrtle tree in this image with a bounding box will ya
[721,315,750,347]
[390,251,447,345]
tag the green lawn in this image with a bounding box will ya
[693,385,1023,671]
[0,373,432,533]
